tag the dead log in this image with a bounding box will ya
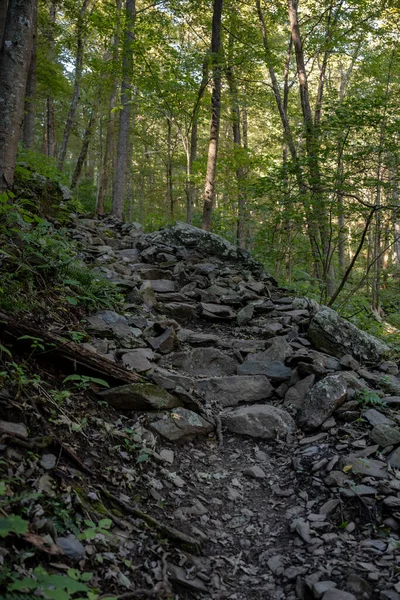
[0,311,141,385]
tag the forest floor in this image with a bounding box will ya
[1,215,400,600]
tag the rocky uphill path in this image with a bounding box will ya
[65,217,400,600]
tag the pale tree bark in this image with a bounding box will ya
[112,0,136,221]
[22,1,37,148]
[57,0,91,171]
[71,107,96,188]
[96,0,122,215]
[202,0,223,231]
[0,0,37,193]
[226,29,246,248]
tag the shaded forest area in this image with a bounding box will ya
[0,0,400,338]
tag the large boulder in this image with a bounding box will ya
[98,383,181,411]
[221,405,296,439]
[308,306,389,363]
[297,374,347,431]
[139,222,274,279]
[149,407,213,441]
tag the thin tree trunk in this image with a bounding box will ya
[57,0,90,171]
[186,52,208,224]
[71,107,96,188]
[165,114,173,219]
[46,0,56,158]
[96,0,122,215]
[226,29,246,248]
[0,0,37,193]
[0,0,7,45]
[22,3,37,149]
[202,0,223,231]
[112,0,136,221]
[371,51,394,313]
[256,0,322,280]
[287,0,335,299]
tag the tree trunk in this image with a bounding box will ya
[0,0,37,193]
[71,107,96,188]
[0,0,8,44]
[186,52,208,224]
[96,0,122,215]
[22,1,37,149]
[202,0,223,231]
[111,0,136,221]
[57,0,90,171]
[165,114,173,219]
[287,0,335,299]
[45,0,57,158]
[226,28,247,248]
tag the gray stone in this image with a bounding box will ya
[141,222,270,277]
[151,368,194,392]
[56,535,85,560]
[244,465,266,479]
[343,455,389,479]
[168,348,237,377]
[148,326,177,354]
[40,454,57,470]
[160,302,198,324]
[201,302,236,320]
[347,573,372,599]
[150,279,176,293]
[308,305,389,362]
[221,404,296,439]
[121,349,154,372]
[322,591,357,600]
[237,304,254,326]
[383,496,400,509]
[370,424,400,447]
[388,446,400,468]
[297,375,347,431]
[248,336,292,363]
[149,407,213,441]
[238,360,292,381]
[98,383,181,411]
[363,409,395,427]
[196,375,273,407]
[340,354,360,370]
[0,420,28,438]
[313,581,337,599]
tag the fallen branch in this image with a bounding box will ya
[0,310,141,386]
[100,489,202,551]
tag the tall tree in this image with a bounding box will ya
[202,0,223,231]
[111,0,136,221]
[57,0,91,171]
[0,0,37,192]
[22,3,37,148]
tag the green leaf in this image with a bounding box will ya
[98,518,112,529]
[0,514,29,537]
[66,296,79,306]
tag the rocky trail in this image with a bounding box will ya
[3,217,400,600]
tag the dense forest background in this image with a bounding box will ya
[1,0,400,340]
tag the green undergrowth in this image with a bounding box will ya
[0,192,122,315]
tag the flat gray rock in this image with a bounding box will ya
[56,535,85,560]
[343,455,389,479]
[238,360,292,381]
[221,404,296,439]
[121,349,154,372]
[98,383,181,411]
[0,420,28,438]
[297,375,347,431]
[363,408,395,426]
[168,348,238,377]
[322,590,357,600]
[150,407,213,441]
[237,304,254,326]
[197,375,273,407]
[201,302,236,320]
